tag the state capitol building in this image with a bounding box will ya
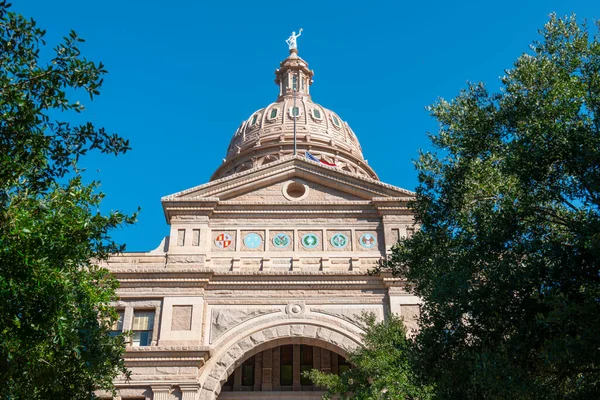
[101,37,420,400]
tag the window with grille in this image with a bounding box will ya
[132,311,154,347]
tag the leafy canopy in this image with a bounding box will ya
[383,14,600,399]
[306,314,433,400]
[0,2,134,398]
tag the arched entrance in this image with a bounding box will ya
[199,322,361,400]
[218,342,350,399]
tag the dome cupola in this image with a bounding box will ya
[211,32,377,181]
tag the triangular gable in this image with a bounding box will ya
[223,179,365,202]
[161,156,414,203]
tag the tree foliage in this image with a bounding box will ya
[306,314,433,400]
[383,14,600,399]
[0,3,134,398]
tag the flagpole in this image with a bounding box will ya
[293,72,297,156]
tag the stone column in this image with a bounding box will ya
[273,347,281,390]
[180,384,200,400]
[233,365,242,391]
[151,386,171,400]
[254,352,263,391]
[292,344,301,391]
[321,349,331,373]
[262,348,273,391]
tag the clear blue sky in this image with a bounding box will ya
[17,0,600,251]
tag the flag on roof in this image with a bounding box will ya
[305,151,337,167]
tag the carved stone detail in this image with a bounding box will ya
[210,308,280,343]
[310,307,381,327]
[285,301,305,316]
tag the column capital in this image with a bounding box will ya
[151,385,172,400]
[179,384,200,400]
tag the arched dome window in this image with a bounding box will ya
[331,114,341,128]
[288,106,302,119]
[311,108,322,121]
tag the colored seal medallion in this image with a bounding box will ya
[330,233,349,248]
[301,233,319,249]
[359,233,377,249]
[215,233,233,249]
[273,233,291,248]
[244,233,262,249]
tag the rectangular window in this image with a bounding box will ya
[109,310,124,337]
[241,356,255,387]
[292,75,298,91]
[132,311,154,347]
[280,344,293,386]
[292,106,299,116]
[270,108,278,119]
[300,345,313,386]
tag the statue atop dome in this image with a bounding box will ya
[286,28,303,51]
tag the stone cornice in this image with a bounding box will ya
[105,266,389,291]
[123,346,210,367]
[206,273,387,290]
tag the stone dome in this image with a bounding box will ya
[211,49,377,181]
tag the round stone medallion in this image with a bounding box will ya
[285,303,305,315]
[243,233,262,249]
[273,233,291,248]
[359,233,377,249]
[330,233,349,249]
[215,233,233,249]
[301,233,319,249]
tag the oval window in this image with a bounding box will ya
[332,115,341,127]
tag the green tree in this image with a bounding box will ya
[306,314,433,400]
[0,3,134,398]
[383,14,600,399]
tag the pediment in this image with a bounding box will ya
[223,179,365,202]
[162,157,414,204]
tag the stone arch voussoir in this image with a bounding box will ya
[198,322,362,400]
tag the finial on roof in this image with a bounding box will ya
[286,28,303,53]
